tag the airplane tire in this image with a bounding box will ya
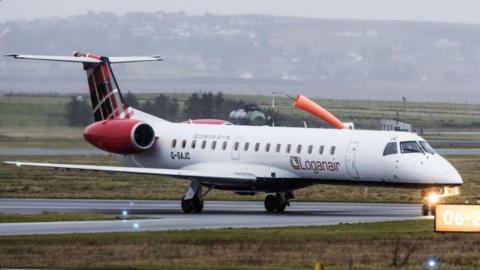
[182,195,204,213]
[421,204,429,216]
[181,198,193,213]
[192,195,204,213]
[264,195,277,212]
[276,203,286,212]
[430,205,436,216]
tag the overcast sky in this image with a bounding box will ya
[1,0,480,24]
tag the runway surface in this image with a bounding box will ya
[0,199,427,236]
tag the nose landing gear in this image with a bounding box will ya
[421,191,439,216]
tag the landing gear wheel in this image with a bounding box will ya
[181,180,205,213]
[276,202,286,212]
[421,204,429,216]
[265,195,277,212]
[264,193,289,213]
[192,195,204,213]
[181,196,193,213]
[430,205,436,216]
[181,195,204,213]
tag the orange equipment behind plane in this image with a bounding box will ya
[293,95,346,129]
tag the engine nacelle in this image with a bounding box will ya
[84,119,155,154]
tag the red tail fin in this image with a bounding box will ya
[74,52,130,121]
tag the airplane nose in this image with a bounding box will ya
[437,156,463,185]
[450,166,463,185]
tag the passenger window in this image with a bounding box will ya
[244,142,250,151]
[172,139,177,148]
[383,142,398,156]
[330,146,336,155]
[319,145,324,155]
[296,144,302,154]
[255,143,260,152]
[191,140,196,149]
[234,142,240,151]
[222,141,228,150]
[211,141,217,150]
[400,141,423,154]
[182,139,187,149]
[201,140,207,149]
[276,143,281,153]
[265,143,271,152]
[286,144,291,153]
[308,145,313,154]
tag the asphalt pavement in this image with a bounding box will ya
[0,199,428,236]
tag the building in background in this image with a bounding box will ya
[379,119,412,132]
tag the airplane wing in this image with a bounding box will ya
[4,161,256,182]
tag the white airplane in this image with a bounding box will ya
[4,52,462,215]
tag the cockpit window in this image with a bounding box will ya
[400,141,423,154]
[419,141,436,154]
[383,142,398,156]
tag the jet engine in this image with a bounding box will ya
[84,119,156,154]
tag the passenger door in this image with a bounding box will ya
[345,142,360,179]
[381,141,400,182]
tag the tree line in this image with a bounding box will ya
[64,92,331,128]
[64,92,246,126]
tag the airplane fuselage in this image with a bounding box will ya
[117,116,462,193]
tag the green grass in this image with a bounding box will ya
[0,132,88,148]
[1,220,479,269]
[0,212,125,223]
[0,95,70,127]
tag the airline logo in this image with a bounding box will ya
[290,156,340,174]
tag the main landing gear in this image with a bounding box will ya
[421,190,439,216]
[181,180,208,213]
[264,192,294,213]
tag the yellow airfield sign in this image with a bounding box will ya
[435,204,480,233]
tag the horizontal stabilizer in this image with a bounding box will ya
[4,54,101,63]
[4,54,162,64]
[109,56,162,63]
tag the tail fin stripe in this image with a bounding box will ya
[88,73,104,121]
[105,60,126,118]
[100,61,117,118]
[92,67,115,119]
[92,89,119,115]
[100,64,120,118]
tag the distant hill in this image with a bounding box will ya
[1,11,480,102]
